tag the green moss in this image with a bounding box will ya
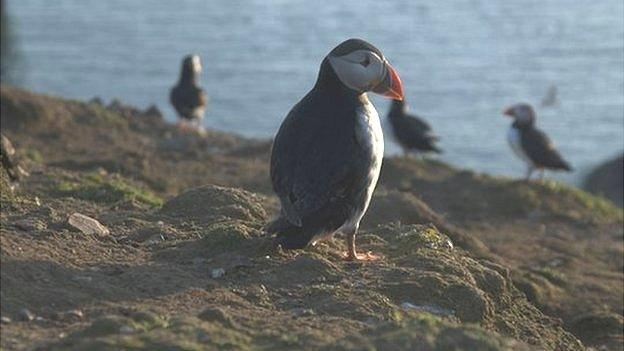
[537,180,623,222]
[0,166,14,203]
[198,222,261,256]
[22,147,43,163]
[391,225,453,254]
[52,171,162,207]
[53,315,251,351]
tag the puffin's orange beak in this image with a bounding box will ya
[372,62,404,101]
[502,106,514,117]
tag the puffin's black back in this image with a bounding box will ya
[387,100,441,153]
[269,57,376,249]
[169,56,206,121]
[513,121,571,170]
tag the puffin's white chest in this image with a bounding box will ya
[355,102,384,160]
[507,127,533,166]
[351,102,384,221]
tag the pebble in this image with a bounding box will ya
[119,325,135,334]
[60,309,84,321]
[211,268,226,279]
[443,239,454,249]
[291,308,315,317]
[18,308,35,322]
[14,218,46,232]
[144,234,165,245]
[68,213,110,237]
[400,302,455,317]
[72,275,93,283]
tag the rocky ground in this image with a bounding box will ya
[0,85,622,351]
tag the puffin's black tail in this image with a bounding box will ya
[560,161,573,172]
[552,156,573,172]
[265,217,317,250]
[428,143,443,154]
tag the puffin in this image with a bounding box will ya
[387,99,441,155]
[503,103,572,179]
[268,38,404,261]
[170,55,207,131]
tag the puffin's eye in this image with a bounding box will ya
[360,56,371,67]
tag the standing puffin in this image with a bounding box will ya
[387,99,441,155]
[170,55,207,131]
[503,103,572,179]
[268,39,404,261]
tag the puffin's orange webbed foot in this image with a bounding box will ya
[342,251,381,261]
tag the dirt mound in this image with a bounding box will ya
[2,163,581,350]
[583,153,624,208]
[160,185,267,224]
[378,157,623,349]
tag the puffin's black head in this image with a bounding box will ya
[179,54,202,81]
[324,38,404,100]
[391,98,406,110]
[503,103,536,126]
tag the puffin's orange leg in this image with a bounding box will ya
[342,230,381,261]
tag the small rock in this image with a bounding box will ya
[72,275,93,283]
[144,234,165,245]
[211,268,226,279]
[291,308,315,317]
[68,213,110,237]
[192,257,207,265]
[443,238,454,249]
[54,309,84,322]
[1,316,12,324]
[119,325,135,334]
[14,218,46,232]
[66,309,84,321]
[18,308,35,322]
[401,302,455,317]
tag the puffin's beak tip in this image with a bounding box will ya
[378,63,404,100]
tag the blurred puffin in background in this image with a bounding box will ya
[387,99,441,155]
[503,103,572,180]
[268,38,403,261]
[170,54,207,133]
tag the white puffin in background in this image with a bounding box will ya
[503,103,572,180]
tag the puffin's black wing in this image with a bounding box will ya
[270,95,372,247]
[389,111,441,153]
[403,112,432,132]
[521,128,571,170]
[169,85,206,120]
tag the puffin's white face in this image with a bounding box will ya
[328,49,386,92]
[191,55,202,73]
[503,103,535,123]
